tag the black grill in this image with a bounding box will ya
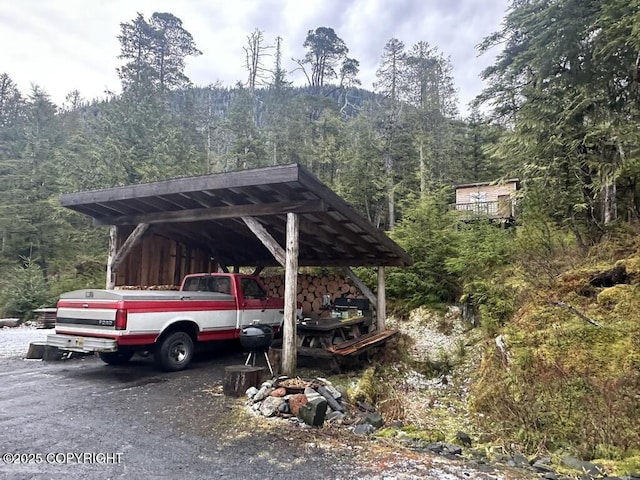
[239,324,273,352]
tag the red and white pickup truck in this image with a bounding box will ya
[47,273,291,371]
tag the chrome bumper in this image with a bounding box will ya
[47,334,118,353]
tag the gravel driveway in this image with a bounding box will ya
[0,327,535,480]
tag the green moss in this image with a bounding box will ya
[469,240,640,460]
[613,454,640,476]
[621,255,640,278]
[596,284,637,309]
[374,427,399,438]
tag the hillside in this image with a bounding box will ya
[362,230,640,477]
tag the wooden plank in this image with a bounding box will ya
[327,329,398,356]
[282,212,299,377]
[94,199,327,226]
[241,216,286,267]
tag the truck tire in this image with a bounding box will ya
[98,350,134,366]
[154,331,194,372]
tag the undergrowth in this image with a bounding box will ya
[468,229,640,473]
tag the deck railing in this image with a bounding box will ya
[450,200,514,219]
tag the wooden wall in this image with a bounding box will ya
[455,181,518,205]
[115,230,215,287]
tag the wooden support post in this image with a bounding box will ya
[377,266,386,332]
[241,216,286,266]
[342,266,377,309]
[106,225,118,289]
[282,212,299,377]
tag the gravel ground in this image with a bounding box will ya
[0,324,54,358]
[0,325,538,480]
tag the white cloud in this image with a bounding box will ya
[0,0,508,114]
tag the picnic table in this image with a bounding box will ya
[296,315,372,349]
[288,315,397,373]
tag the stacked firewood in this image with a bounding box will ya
[262,273,361,315]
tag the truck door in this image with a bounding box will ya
[238,277,275,327]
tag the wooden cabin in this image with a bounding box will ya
[451,179,520,220]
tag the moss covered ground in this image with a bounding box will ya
[332,232,640,477]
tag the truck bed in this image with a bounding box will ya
[59,289,234,302]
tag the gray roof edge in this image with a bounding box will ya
[60,163,301,207]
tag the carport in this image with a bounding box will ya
[59,163,412,375]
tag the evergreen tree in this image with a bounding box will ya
[117,12,201,94]
[297,27,348,90]
[478,0,640,241]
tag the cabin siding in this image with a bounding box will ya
[453,180,519,220]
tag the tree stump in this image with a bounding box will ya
[26,342,47,359]
[223,365,264,397]
[42,345,63,361]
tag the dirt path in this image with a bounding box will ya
[0,329,535,479]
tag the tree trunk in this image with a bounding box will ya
[419,140,426,197]
[384,151,395,228]
[603,182,617,224]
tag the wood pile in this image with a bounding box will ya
[261,273,362,315]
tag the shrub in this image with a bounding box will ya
[0,257,49,320]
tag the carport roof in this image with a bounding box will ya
[60,163,412,268]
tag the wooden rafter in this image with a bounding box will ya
[95,200,326,226]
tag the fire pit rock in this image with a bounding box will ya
[245,376,386,432]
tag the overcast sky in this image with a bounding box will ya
[0,0,508,116]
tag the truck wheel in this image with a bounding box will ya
[98,350,134,366]
[155,331,194,372]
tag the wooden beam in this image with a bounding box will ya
[111,223,150,273]
[377,266,386,331]
[94,199,327,226]
[106,225,118,289]
[241,217,286,267]
[282,212,299,377]
[342,267,377,309]
[61,164,301,207]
